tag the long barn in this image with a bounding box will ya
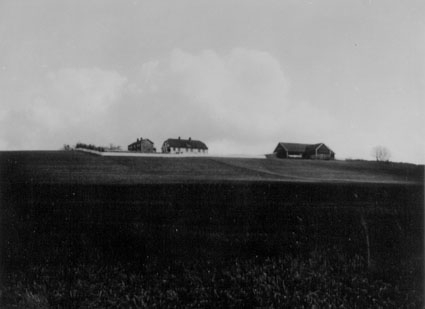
[161,137,208,154]
[273,142,335,160]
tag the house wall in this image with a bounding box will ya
[140,140,155,153]
[161,142,170,153]
[128,143,138,151]
[129,140,155,152]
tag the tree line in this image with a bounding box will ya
[75,142,105,152]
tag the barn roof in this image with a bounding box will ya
[276,142,335,154]
[165,138,208,150]
[304,143,323,152]
[277,142,309,153]
[305,143,335,154]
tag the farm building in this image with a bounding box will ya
[128,137,156,153]
[273,142,335,160]
[162,137,208,154]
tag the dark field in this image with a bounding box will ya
[0,151,423,307]
[1,150,422,185]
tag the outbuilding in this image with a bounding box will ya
[273,142,335,160]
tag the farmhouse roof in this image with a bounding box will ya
[165,138,208,150]
[129,138,154,146]
[143,139,154,144]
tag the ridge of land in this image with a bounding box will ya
[0,151,422,185]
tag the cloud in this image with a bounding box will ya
[1,48,338,155]
[37,68,127,126]
[1,47,422,163]
[125,48,335,154]
[168,49,290,133]
[1,67,127,149]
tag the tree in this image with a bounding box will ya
[108,143,122,151]
[372,146,391,162]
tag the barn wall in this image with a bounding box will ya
[275,146,287,158]
[310,154,333,160]
[317,144,331,155]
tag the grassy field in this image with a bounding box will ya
[0,151,423,307]
[0,150,422,185]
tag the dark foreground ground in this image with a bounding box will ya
[0,151,423,307]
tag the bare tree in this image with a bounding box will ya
[372,146,391,162]
[108,143,122,151]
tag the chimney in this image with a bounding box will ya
[178,136,180,140]
[189,137,191,141]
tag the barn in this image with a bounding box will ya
[273,142,335,160]
[128,137,156,153]
[162,137,208,154]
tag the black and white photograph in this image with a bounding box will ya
[0,1,423,307]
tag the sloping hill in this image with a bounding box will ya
[211,157,423,184]
[0,151,422,185]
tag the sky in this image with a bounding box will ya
[0,0,424,163]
